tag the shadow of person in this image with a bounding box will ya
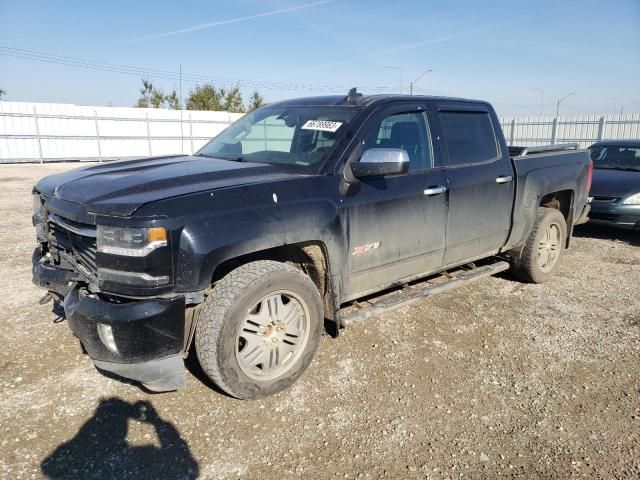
[41,398,199,480]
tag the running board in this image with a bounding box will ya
[338,261,510,328]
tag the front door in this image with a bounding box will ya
[341,104,448,300]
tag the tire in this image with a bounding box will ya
[195,260,323,399]
[510,207,567,284]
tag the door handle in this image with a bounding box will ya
[423,186,448,196]
[496,175,513,184]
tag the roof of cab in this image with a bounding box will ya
[268,93,482,108]
[591,139,640,147]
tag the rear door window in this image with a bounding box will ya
[439,111,499,166]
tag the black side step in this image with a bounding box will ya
[338,261,510,327]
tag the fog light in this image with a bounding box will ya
[97,323,118,353]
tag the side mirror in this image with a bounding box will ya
[350,148,410,178]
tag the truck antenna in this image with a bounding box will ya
[346,87,362,105]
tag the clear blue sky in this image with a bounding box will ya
[1,0,639,117]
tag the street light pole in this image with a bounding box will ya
[556,92,575,117]
[386,66,402,94]
[409,69,433,95]
[531,88,544,115]
[620,101,639,114]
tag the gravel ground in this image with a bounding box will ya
[0,163,639,480]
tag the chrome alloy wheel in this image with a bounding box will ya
[537,222,561,272]
[236,290,310,381]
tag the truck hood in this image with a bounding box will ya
[590,168,640,199]
[36,155,304,217]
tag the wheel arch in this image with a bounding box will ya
[539,189,574,247]
[209,241,339,333]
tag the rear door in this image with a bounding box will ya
[341,103,448,299]
[434,103,514,265]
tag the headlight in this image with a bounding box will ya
[97,225,167,256]
[622,193,640,205]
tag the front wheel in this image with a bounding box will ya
[510,207,567,283]
[195,260,323,399]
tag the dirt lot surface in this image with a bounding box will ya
[0,163,638,480]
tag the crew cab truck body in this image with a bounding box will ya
[32,93,592,398]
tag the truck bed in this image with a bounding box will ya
[504,144,592,251]
[508,143,580,157]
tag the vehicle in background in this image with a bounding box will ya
[587,140,640,230]
[31,91,592,399]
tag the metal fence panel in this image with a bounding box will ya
[499,113,640,149]
[0,101,243,163]
[1,101,639,163]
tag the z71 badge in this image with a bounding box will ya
[352,242,381,256]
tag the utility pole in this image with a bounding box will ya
[386,65,402,94]
[179,64,184,154]
[556,92,575,117]
[531,88,544,115]
[606,97,618,114]
[179,64,183,109]
[409,69,433,95]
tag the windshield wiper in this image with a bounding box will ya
[195,153,246,162]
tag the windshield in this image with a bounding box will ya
[197,105,359,167]
[589,144,640,171]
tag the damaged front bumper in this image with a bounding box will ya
[63,286,187,392]
[33,249,188,392]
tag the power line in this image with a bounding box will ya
[0,46,395,94]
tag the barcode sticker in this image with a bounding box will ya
[301,120,343,132]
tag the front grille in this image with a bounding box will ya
[589,212,618,222]
[48,216,97,279]
[592,196,619,203]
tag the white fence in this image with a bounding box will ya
[0,101,243,163]
[499,114,640,149]
[1,101,639,163]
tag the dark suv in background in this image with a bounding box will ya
[588,140,640,230]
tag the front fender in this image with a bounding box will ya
[165,176,347,294]
[175,200,286,291]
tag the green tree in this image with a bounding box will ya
[186,84,253,113]
[223,86,244,113]
[0,87,6,100]
[135,79,180,109]
[246,91,265,111]
[186,84,224,111]
[165,90,180,110]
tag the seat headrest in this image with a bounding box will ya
[389,122,419,147]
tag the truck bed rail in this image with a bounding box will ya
[509,143,579,157]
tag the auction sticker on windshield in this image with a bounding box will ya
[301,120,343,132]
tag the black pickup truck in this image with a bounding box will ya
[32,91,592,399]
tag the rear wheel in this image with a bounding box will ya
[510,207,567,283]
[195,260,323,399]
